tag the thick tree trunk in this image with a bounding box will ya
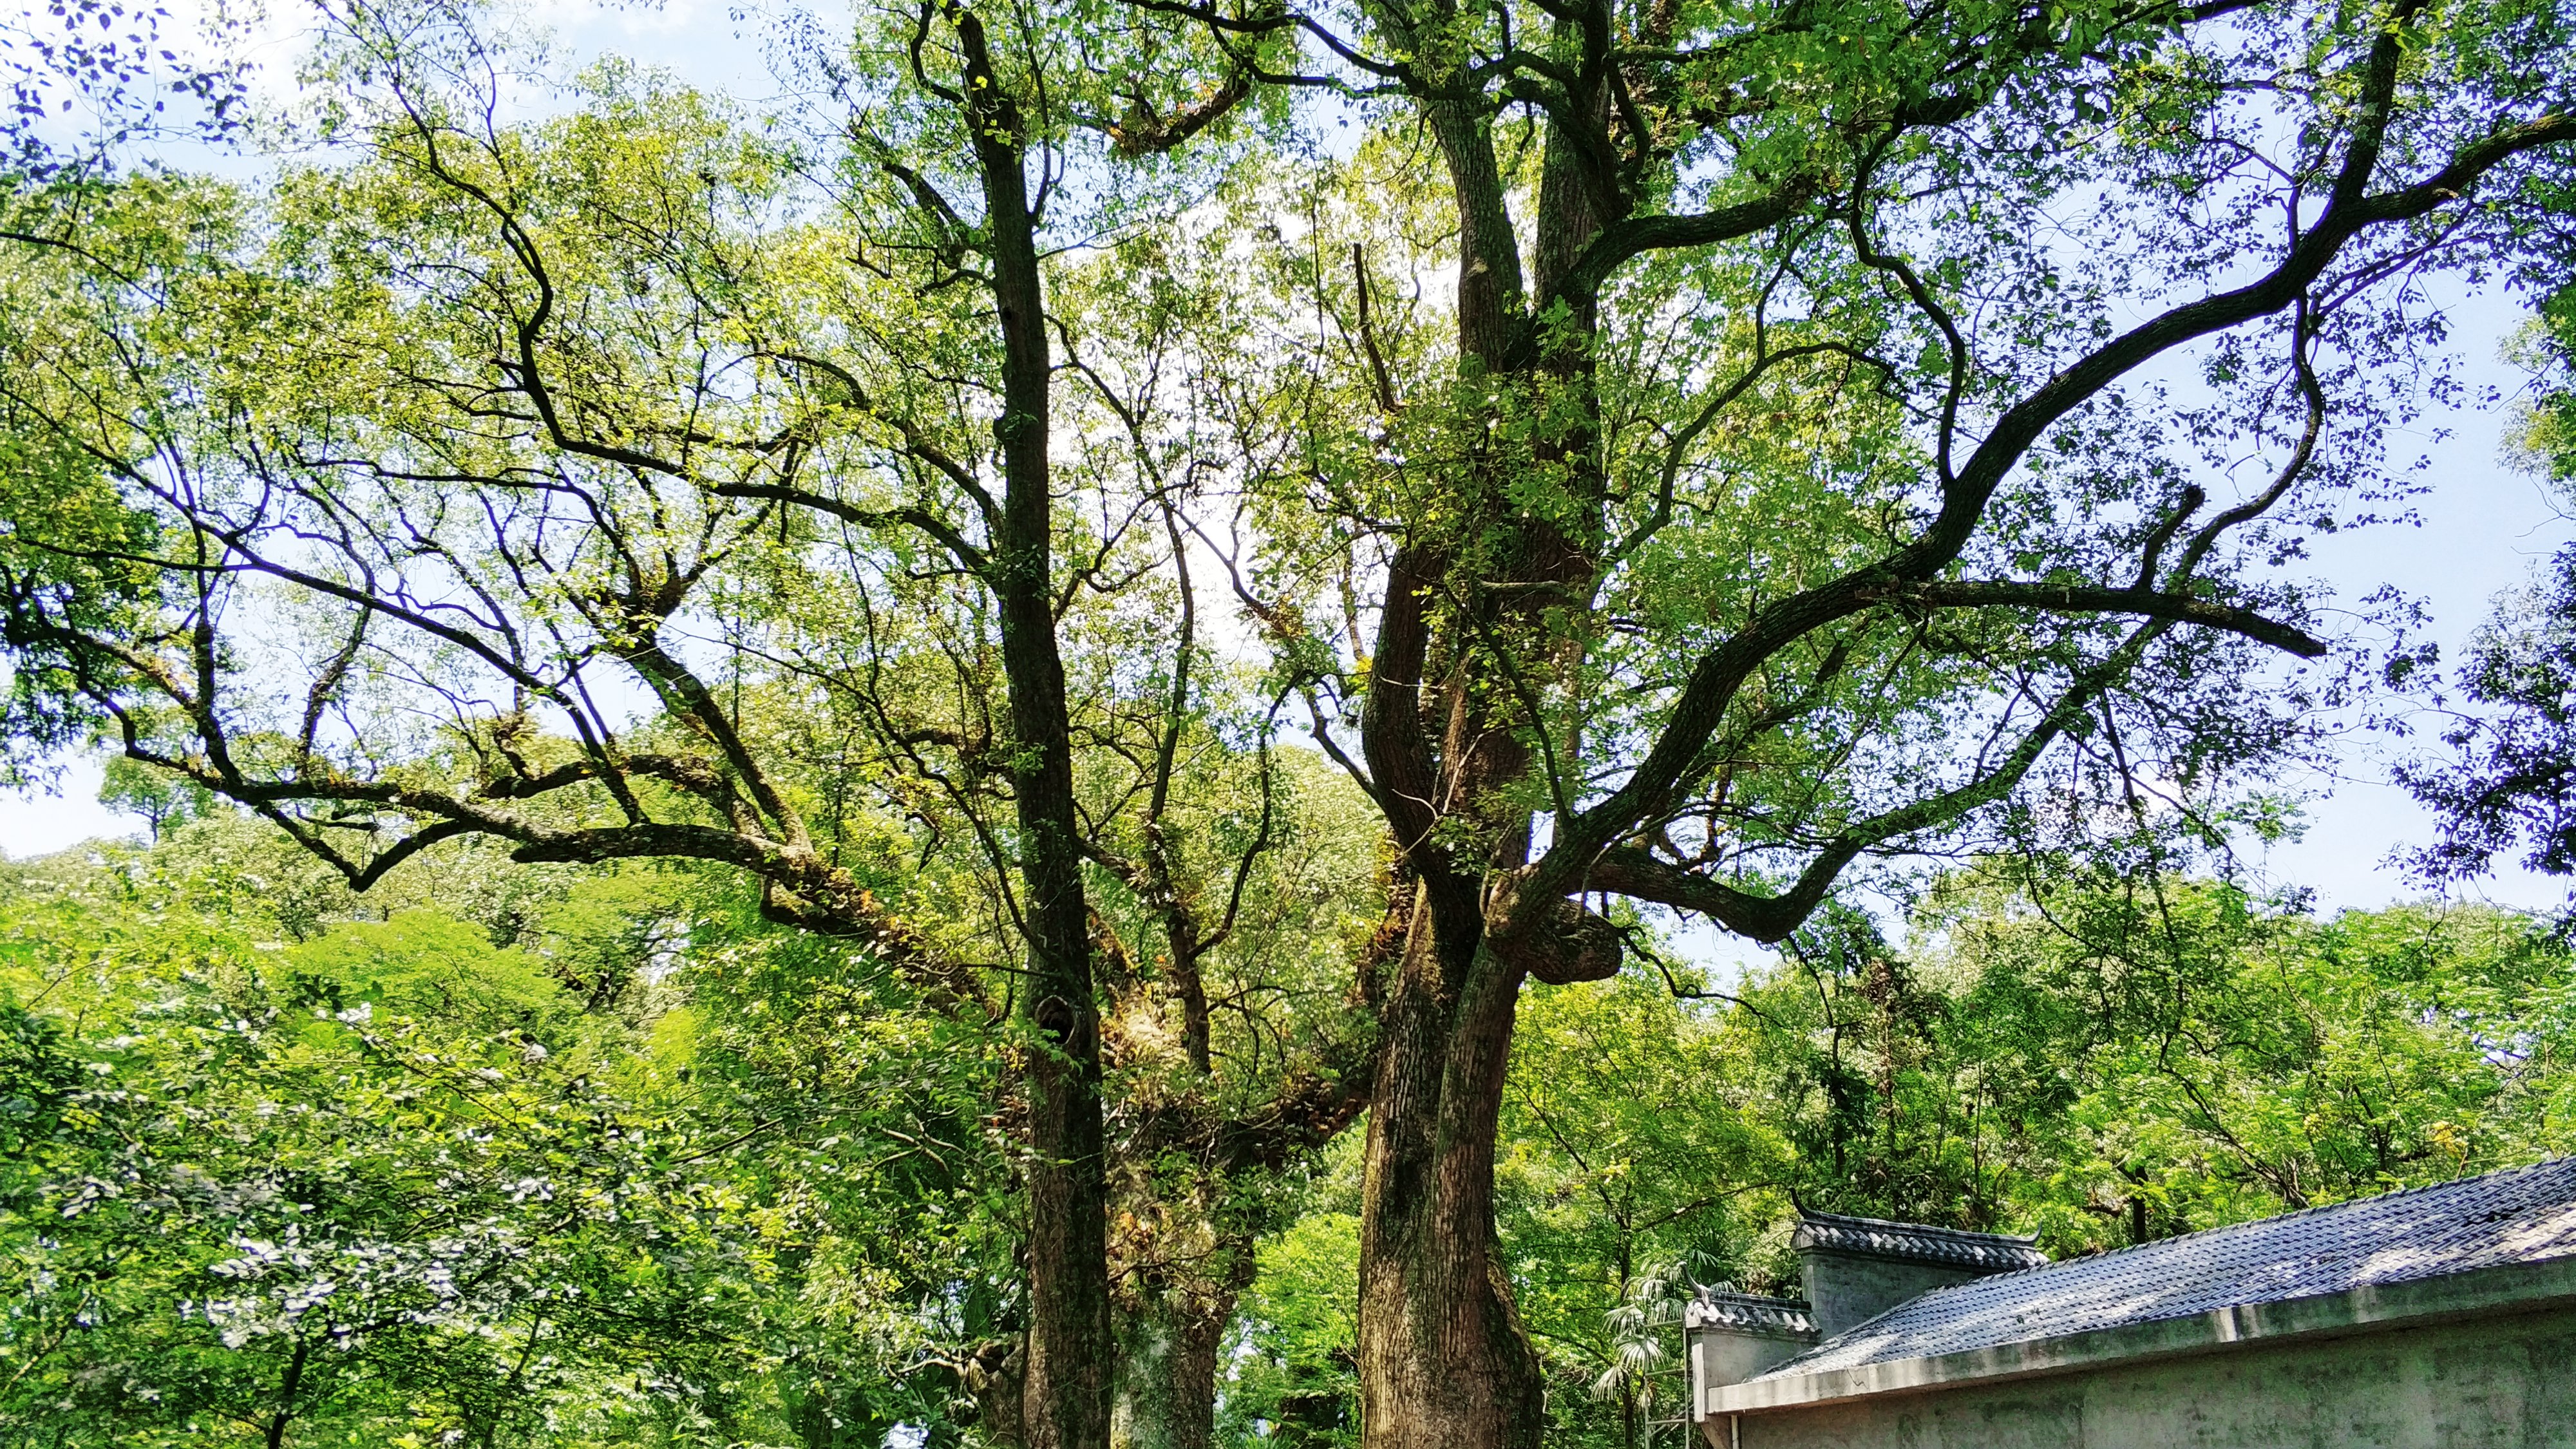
[1356,884,1546,1449]
[1349,58,1618,1449]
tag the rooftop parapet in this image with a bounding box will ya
[1682,1288,1816,1338]
[1794,1212,2049,1338]
[1683,1288,1819,1421]
[1790,1212,2050,1273]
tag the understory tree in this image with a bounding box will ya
[0,842,760,1446]
[1740,867,2576,1244]
[1494,970,1781,1445]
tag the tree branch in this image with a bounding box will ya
[1548,182,1812,311]
[1889,582,2324,658]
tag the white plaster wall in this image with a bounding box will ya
[1717,1309,2576,1449]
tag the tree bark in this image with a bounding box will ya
[1349,39,1620,1449]
[1356,883,1547,1449]
[965,1338,1028,1448]
[956,13,1113,1449]
[1110,1278,1240,1449]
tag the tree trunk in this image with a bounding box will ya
[1356,884,1546,1449]
[1349,54,1618,1449]
[965,1339,1028,1448]
[1110,1282,1238,1449]
[956,13,1112,1449]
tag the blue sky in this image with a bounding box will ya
[2239,291,2572,916]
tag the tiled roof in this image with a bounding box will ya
[1791,1211,2050,1271]
[1683,1289,1816,1338]
[1756,1155,2576,1380]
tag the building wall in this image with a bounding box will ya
[1719,1307,2576,1449]
[1800,1251,2000,1338]
[1694,1327,1816,1402]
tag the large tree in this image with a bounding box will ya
[0,2,1353,1446]
[1113,0,2576,1440]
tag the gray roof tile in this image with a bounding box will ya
[1792,1211,2050,1271]
[1754,1155,2576,1379]
[1684,1289,1817,1338]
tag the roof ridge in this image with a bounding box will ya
[1793,1211,2050,1270]
[1684,1286,1819,1336]
[1982,1153,2576,1282]
[1797,1209,2038,1245]
[1692,1285,1812,1303]
[1752,1154,2576,1382]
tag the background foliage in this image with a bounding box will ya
[20,805,2560,1446]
